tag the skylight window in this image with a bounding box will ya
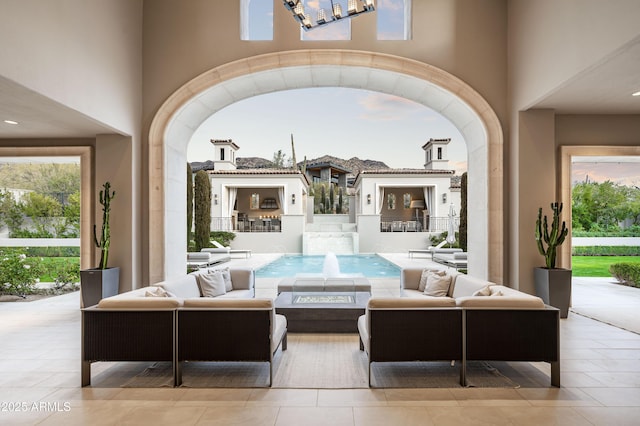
[377,0,411,40]
[301,0,351,41]
[240,0,273,41]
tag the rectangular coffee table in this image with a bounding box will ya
[274,291,370,333]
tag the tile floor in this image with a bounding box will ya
[1,255,639,425]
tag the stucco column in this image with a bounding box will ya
[512,109,556,295]
[95,134,135,293]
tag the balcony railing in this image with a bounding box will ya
[211,217,282,233]
[380,216,459,233]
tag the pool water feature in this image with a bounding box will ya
[256,254,400,278]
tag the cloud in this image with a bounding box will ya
[449,160,468,174]
[357,93,423,121]
[378,0,404,11]
[572,162,640,187]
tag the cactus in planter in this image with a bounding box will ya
[535,202,568,269]
[94,182,115,269]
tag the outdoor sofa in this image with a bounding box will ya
[358,267,560,387]
[82,267,288,387]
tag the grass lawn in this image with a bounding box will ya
[572,256,640,277]
[39,257,80,282]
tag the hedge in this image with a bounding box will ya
[572,246,640,256]
[609,263,640,288]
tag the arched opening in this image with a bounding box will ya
[149,50,504,283]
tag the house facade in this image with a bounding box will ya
[206,138,462,254]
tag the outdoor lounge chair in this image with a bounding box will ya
[408,240,463,258]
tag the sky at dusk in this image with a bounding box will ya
[187,88,469,173]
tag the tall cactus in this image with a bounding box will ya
[94,182,115,269]
[535,202,568,269]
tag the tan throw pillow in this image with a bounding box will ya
[472,285,492,297]
[423,271,452,297]
[197,271,227,297]
[145,287,170,297]
[419,269,446,292]
[491,290,504,296]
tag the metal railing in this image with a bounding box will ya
[211,217,282,233]
[380,216,459,233]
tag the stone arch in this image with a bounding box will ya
[148,50,504,283]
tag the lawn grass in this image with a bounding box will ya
[38,257,80,282]
[571,256,640,277]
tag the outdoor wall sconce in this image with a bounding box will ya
[291,193,296,204]
[214,194,218,205]
[367,194,371,204]
[442,193,447,204]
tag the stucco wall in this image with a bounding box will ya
[142,0,507,128]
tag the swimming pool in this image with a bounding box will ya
[255,254,400,278]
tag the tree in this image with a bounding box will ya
[186,163,193,248]
[459,172,468,251]
[21,192,62,237]
[572,181,632,231]
[194,170,211,251]
[0,191,24,236]
[271,150,288,168]
[60,190,80,237]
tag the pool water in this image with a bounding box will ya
[256,254,400,278]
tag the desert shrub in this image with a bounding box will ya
[0,251,44,295]
[609,263,640,287]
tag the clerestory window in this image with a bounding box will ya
[240,0,273,40]
[377,0,412,40]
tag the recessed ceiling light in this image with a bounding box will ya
[3,120,18,125]
[633,91,640,97]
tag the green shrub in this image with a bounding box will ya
[194,170,211,251]
[609,263,640,287]
[51,258,80,292]
[209,231,236,247]
[573,226,640,237]
[572,246,640,256]
[24,246,80,257]
[0,251,45,295]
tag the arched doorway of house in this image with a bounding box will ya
[148,50,504,284]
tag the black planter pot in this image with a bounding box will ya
[534,267,572,318]
[80,267,120,307]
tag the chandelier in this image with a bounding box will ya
[283,0,375,31]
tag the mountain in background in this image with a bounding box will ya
[191,155,390,176]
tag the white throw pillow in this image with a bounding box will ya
[206,267,232,291]
[197,271,227,297]
[145,287,170,297]
[423,271,452,297]
[472,285,492,297]
[491,290,504,296]
[419,269,446,292]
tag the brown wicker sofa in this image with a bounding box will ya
[358,267,560,387]
[82,268,287,387]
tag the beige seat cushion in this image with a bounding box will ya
[358,314,369,353]
[450,275,496,298]
[156,275,201,299]
[98,297,182,309]
[368,297,456,309]
[272,313,287,353]
[182,298,273,309]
